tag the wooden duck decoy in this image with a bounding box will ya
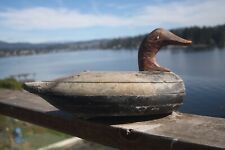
[24,28,192,117]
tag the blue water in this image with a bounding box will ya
[1,48,225,118]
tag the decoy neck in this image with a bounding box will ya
[138,28,192,72]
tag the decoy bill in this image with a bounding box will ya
[24,28,192,117]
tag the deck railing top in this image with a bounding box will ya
[0,89,224,150]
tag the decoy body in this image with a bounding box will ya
[24,28,192,117]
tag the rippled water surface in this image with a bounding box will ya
[1,48,225,118]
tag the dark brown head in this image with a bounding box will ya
[138,28,192,71]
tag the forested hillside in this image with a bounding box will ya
[0,24,224,57]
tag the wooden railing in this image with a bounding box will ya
[0,89,224,150]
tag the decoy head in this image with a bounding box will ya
[138,28,192,72]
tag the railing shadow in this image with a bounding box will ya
[45,109,171,125]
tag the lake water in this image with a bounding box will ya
[1,48,225,118]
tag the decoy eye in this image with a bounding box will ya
[156,35,160,40]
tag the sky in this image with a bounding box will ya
[0,0,225,43]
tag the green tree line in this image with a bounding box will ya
[0,24,225,57]
[104,24,225,49]
[171,24,225,48]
